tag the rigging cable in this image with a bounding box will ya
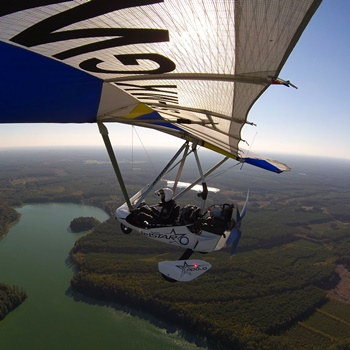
[241,131,258,170]
[133,126,155,169]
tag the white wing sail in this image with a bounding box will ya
[0,1,322,167]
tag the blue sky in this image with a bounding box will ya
[0,0,349,160]
[242,0,350,160]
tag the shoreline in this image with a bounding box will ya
[66,283,211,349]
[0,283,27,321]
[0,210,21,240]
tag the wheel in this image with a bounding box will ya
[161,273,177,283]
[120,223,132,234]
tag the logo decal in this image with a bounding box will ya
[176,261,208,277]
[142,229,190,246]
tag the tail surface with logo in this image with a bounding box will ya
[158,260,212,282]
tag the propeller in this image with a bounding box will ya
[226,190,249,257]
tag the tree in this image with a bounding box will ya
[70,217,101,233]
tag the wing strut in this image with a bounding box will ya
[171,142,190,194]
[174,157,229,201]
[192,145,208,213]
[98,122,132,211]
[133,141,189,208]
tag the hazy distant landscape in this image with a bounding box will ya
[0,146,349,349]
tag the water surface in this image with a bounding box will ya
[0,203,205,350]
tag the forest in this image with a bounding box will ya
[0,147,349,349]
[70,216,350,349]
[0,203,21,238]
[69,216,101,233]
[0,283,27,320]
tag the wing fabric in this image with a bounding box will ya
[0,1,321,169]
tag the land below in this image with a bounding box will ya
[0,147,349,349]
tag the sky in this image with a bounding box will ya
[0,0,349,160]
[243,0,350,160]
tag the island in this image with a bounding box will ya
[0,204,21,239]
[0,283,27,321]
[69,216,101,233]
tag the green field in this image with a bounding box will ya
[283,300,350,349]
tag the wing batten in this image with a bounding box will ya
[107,73,271,85]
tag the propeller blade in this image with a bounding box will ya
[236,207,241,223]
[230,228,242,257]
[226,190,248,256]
[240,190,249,220]
[226,226,240,247]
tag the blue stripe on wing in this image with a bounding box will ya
[1,42,102,123]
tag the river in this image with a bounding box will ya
[0,203,206,350]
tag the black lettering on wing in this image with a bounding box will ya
[0,0,66,17]
[7,0,178,76]
[116,83,180,107]
[54,29,169,60]
[10,0,164,55]
[80,53,176,75]
[117,83,178,94]
[136,94,178,103]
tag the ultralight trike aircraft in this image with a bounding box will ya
[0,1,322,281]
[113,140,250,282]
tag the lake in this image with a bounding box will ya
[0,203,206,350]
